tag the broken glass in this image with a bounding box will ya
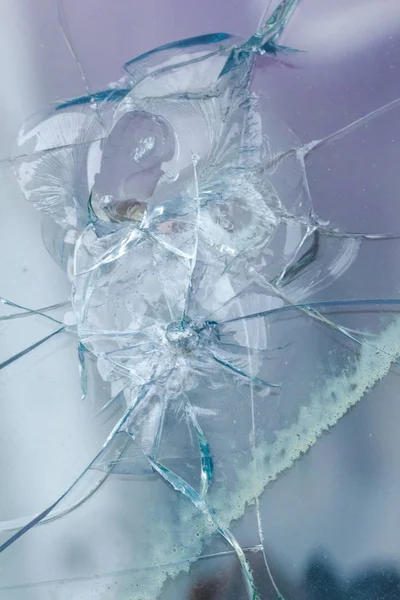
[2,0,400,598]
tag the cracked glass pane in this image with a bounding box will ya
[2,1,400,599]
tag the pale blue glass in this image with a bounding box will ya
[1,2,400,599]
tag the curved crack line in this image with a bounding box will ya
[144,453,261,600]
[183,394,214,497]
[0,297,67,325]
[240,287,286,599]
[0,381,156,547]
[210,350,281,389]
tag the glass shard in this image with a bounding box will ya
[2,1,400,599]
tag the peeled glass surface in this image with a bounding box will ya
[2,1,400,599]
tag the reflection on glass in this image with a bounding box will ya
[2,1,400,598]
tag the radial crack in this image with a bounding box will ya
[145,454,261,600]
[0,327,65,371]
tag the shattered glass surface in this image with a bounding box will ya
[2,0,400,598]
